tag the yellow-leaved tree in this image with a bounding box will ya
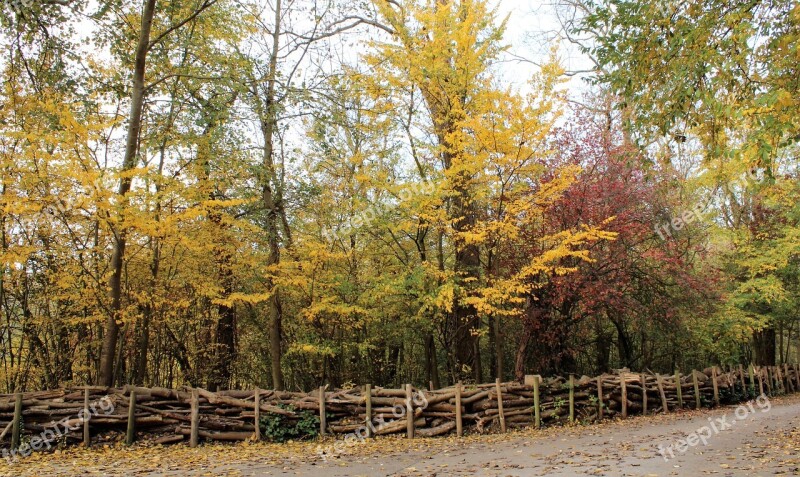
[324,0,617,383]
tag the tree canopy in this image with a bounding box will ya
[0,0,797,392]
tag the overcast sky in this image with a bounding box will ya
[495,0,594,96]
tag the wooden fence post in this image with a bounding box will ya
[656,374,668,413]
[405,384,414,439]
[692,370,701,409]
[190,388,199,448]
[675,371,683,409]
[495,378,506,433]
[11,391,22,451]
[319,386,327,436]
[126,390,137,446]
[640,374,647,416]
[83,388,90,446]
[749,364,757,397]
[711,366,720,406]
[254,388,261,441]
[620,373,628,418]
[365,384,373,438]
[533,376,541,428]
[596,376,603,421]
[569,375,576,423]
[455,381,463,437]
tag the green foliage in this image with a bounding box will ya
[577,0,800,365]
[259,405,320,443]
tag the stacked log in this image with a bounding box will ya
[0,364,796,451]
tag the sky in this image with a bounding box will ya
[496,0,595,92]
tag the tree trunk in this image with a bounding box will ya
[796,327,800,364]
[425,333,440,389]
[795,326,800,363]
[269,293,283,389]
[595,318,611,375]
[133,311,150,386]
[255,0,285,391]
[514,327,532,382]
[55,321,73,385]
[472,328,483,383]
[753,327,776,366]
[612,317,633,368]
[452,188,481,381]
[385,346,401,387]
[493,315,503,380]
[98,0,157,387]
[212,299,236,391]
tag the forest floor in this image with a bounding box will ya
[3,393,799,477]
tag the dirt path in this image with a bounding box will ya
[5,394,799,476]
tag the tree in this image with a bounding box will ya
[98,0,221,386]
[579,0,800,365]
[510,106,718,378]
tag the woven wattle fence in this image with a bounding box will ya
[1,364,797,453]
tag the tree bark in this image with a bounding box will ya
[514,326,532,382]
[753,328,776,366]
[268,293,283,389]
[212,298,236,390]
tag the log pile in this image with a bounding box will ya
[0,364,797,451]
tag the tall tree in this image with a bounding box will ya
[579,0,800,365]
[98,0,221,386]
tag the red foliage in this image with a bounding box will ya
[509,111,720,378]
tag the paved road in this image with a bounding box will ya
[6,394,799,476]
[222,394,800,477]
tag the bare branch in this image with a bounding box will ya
[295,15,395,41]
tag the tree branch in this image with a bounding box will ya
[295,15,395,41]
[147,0,219,51]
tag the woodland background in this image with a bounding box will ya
[0,0,798,393]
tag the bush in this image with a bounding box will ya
[259,404,320,443]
